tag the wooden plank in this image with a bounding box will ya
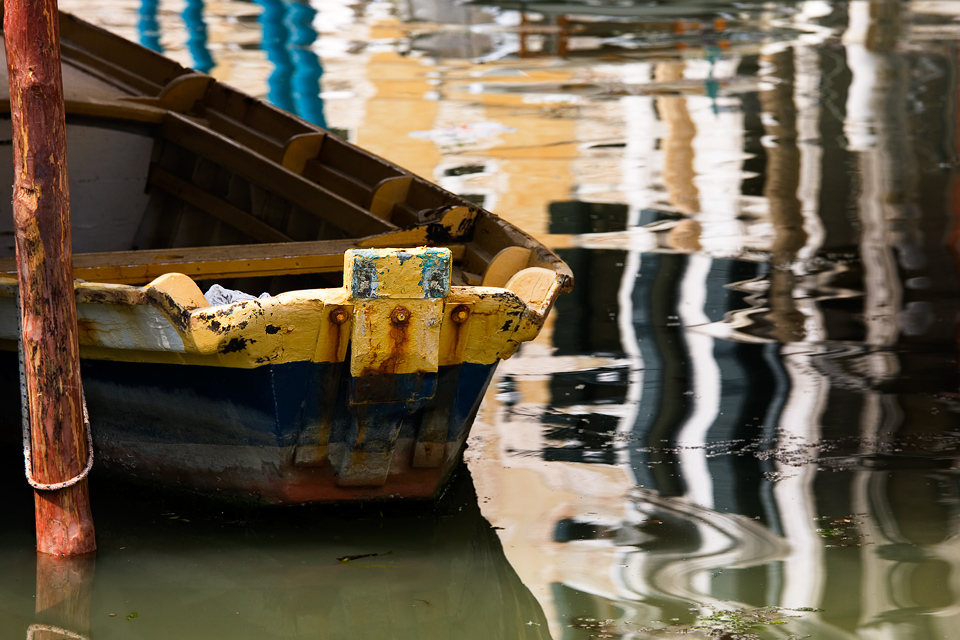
[0,239,466,284]
[282,132,326,174]
[316,133,401,186]
[481,246,532,287]
[302,162,371,207]
[148,165,294,244]
[162,113,396,237]
[58,40,164,96]
[64,98,167,122]
[204,110,284,162]
[391,201,421,227]
[202,82,310,147]
[369,176,412,221]
[0,96,167,123]
[156,73,212,112]
[58,12,185,92]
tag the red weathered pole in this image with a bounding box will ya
[4,0,95,555]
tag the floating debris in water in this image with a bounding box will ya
[337,551,393,563]
[815,515,870,548]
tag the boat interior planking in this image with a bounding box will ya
[0,11,572,504]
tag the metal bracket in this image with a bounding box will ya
[337,247,451,486]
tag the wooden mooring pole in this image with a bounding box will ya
[4,0,95,555]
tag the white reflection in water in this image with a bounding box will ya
[37,1,960,639]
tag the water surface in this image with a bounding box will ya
[6,1,960,638]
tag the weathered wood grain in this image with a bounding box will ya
[5,0,96,556]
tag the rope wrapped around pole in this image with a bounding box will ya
[20,315,94,491]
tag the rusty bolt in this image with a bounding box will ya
[329,307,349,325]
[451,305,470,324]
[390,306,411,325]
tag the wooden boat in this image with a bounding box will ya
[0,11,572,504]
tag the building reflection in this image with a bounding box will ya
[183,0,215,73]
[466,2,960,638]
[49,0,960,637]
[134,0,326,127]
[257,0,327,128]
[137,0,161,52]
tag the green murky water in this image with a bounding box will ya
[4,1,960,638]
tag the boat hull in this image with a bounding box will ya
[0,12,573,505]
[2,353,497,504]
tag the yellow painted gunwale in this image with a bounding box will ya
[0,270,559,369]
[0,10,574,374]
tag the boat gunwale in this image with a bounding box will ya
[0,8,573,372]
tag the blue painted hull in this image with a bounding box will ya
[2,352,497,504]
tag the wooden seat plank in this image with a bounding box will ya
[0,240,466,285]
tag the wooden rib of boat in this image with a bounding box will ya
[0,11,572,504]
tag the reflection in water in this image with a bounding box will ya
[469,2,960,638]
[137,0,161,52]
[0,471,549,639]
[257,0,327,128]
[31,554,97,638]
[35,1,960,638]
[656,61,700,217]
[183,0,215,73]
[259,0,295,112]
[286,2,326,127]
[134,0,327,128]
